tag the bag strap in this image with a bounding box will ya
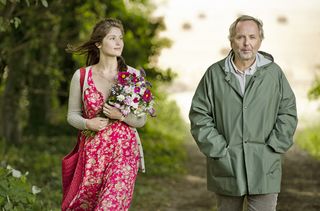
[79,67,86,118]
[79,67,85,94]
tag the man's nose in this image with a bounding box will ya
[244,37,249,46]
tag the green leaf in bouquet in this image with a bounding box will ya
[82,130,96,137]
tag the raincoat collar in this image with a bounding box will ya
[221,50,274,73]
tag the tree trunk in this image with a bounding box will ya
[1,54,25,144]
[26,40,57,135]
[27,72,52,134]
[0,57,6,85]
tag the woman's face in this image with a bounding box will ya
[99,27,124,57]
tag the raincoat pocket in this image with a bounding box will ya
[264,145,281,176]
[208,149,234,177]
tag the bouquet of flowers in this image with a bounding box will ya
[107,67,156,117]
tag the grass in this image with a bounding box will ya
[0,133,187,210]
[295,123,320,159]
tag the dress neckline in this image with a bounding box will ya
[88,67,106,102]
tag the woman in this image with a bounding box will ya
[62,18,146,210]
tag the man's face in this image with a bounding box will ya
[231,20,262,61]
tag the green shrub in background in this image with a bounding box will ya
[0,166,41,210]
[295,124,320,159]
[0,136,73,209]
[139,90,188,176]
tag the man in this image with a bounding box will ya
[189,15,297,211]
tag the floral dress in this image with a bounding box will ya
[67,68,140,211]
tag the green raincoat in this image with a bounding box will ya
[189,51,297,196]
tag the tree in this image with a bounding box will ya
[0,0,174,144]
[0,0,49,143]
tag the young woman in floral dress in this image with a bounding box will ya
[62,18,146,211]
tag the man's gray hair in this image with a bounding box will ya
[228,15,264,41]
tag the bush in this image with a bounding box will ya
[138,90,188,176]
[0,165,41,210]
[0,136,73,209]
[295,124,320,159]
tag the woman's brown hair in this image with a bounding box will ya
[67,18,127,71]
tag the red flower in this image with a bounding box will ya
[132,76,139,83]
[142,89,152,102]
[134,87,140,93]
[133,97,139,103]
[118,72,130,84]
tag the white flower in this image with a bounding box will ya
[132,101,139,109]
[123,85,134,94]
[140,87,146,95]
[117,95,125,101]
[127,67,140,76]
[32,186,41,195]
[12,169,22,178]
[123,107,131,116]
[124,96,133,105]
[132,93,139,99]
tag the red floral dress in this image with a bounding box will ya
[67,68,140,210]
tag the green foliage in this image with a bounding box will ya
[0,165,41,210]
[295,124,320,159]
[0,0,175,140]
[131,176,174,210]
[139,87,188,175]
[0,0,48,32]
[308,77,320,100]
[0,136,74,209]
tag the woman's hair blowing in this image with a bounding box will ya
[67,18,127,71]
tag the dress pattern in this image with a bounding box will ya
[67,68,140,211]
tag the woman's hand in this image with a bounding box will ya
[103,103,124,120]
[86,117,109,131]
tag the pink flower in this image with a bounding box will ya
[118,72,130,85]
[107,67,156,118]
[132,76,139,83]
[134,87,140,93]
[142,89,152,102]
[124,96,132,105]
[133,97,139,103]
[148,108,156,117]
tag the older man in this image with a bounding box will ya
[189,15,297,211]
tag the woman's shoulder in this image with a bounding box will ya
[71,66,90,80]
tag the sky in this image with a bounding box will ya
[152,0,320,127]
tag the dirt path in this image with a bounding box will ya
[163,138,320,211]
[277,146,320,211]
